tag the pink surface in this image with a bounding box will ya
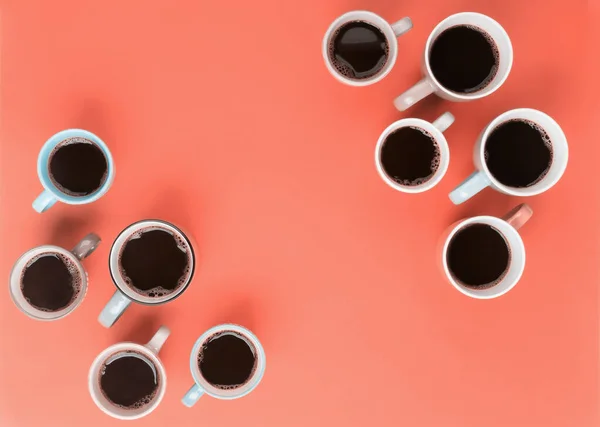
[0,1,597,426]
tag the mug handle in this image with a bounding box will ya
[98,290,132,328]
[182,384,205,407]
[448,171,491,205]
[393,78,435,111]
[32,189,57,213]
[391,17,412,37]
[432,112,455,133]
[145,326,171,354]
[502,203,533,230]
[71,233,101,261]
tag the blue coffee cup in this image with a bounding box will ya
[33,129,114,213]
[182,324,266,407]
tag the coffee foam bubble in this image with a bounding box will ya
[117,226,192,299]
[393,127,441,187]
[328,20,389,80]
[21,252,82,311]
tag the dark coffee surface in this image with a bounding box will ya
[447,224,510,288]
[381,127,439,185]
[331,21,388,79]
[21,254,75,311]
[49,139,108,196]
[120,229,189,296]
[429,25,498,93]
[100,353,158,408]
[199,333,256,388]
[485,120,552,188]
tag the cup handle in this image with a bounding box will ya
[145,326,170,354]
[98,290,132,328]
[182,384,205,407]
[71,233,101,261]
[502,203,533,230]
[448,171,491,205]
[393,78,435,111]
[32,189,57,213]
[432,112,455,133]
[391,17,412,37]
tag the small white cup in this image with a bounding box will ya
[9,233,101,321]
[323,10,413,86]
[88,326,170,420]
[182,324,266,407]
[394,12,512,110]
[449,108,568,204]
[375,112,455,193]
[440,204,532,299]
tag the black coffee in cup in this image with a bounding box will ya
[429,25,499,93]
[446,224,511,289]
[21,253,81,311]
[118,227,192,298]
[328,21,389,80]
[380,127,440,186]
[485,119,553,188]
[198,332,257,389]
[99,352,159,409]
[48,137,108,196]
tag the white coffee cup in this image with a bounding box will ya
[182,324,266,407]
[323,10,413,86]
[449,108,568,204]
[375,112,454,193]
[440,204,532,299]
[9,233,101,321]
[98,219,195,328]
[88,326,170,420]
[394,12,512,111]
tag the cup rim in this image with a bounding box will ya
[189,324,266,399]
[9,245,88,320]
[108,219,196,305]
[442,216,526,299]
[375,118,450,193]
[37,128,115,204]
[322,10,399,87]
[88,342,167,420]
[477,108,569,196]
[424,12,513,100]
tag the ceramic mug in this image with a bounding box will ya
[88,326,170,420]
[375,112,454,193]
[440,204,532,299]
[182,324,266,407]
[393,12,512,111]
[449,109,568,204]
[9,233,101,320]
[323,10,413,86]
[98,219,196,328]
[33,129,114,213]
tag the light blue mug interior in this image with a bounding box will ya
[37,129,114,204]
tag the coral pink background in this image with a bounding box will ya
[0,1,597,426]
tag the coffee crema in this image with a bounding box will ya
[118,227,192,299]
[99,352,159,409]
[198,332,257,390]
[380,126,440,186]
[447,224,511,289]
[329,21,389,80]
[20,252,81,311]
[48,137,108,196]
